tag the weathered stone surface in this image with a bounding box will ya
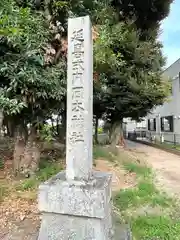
[66,15,93,181]
[114,225,132,240]
[39,171,112,219]
[38,170,113,240]
[38,170,132,239]
[113,214,132,240]
[38,211,132,240]
[38,213,112,240]
[37,15,132,240]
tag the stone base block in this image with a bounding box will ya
[113,213,132,240]
[38,170,113,240]
[38,213,112,240]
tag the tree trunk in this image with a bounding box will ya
[59,111,66,144]
[109,121,122,147]
[21,125,41,176]
[13,124,41,177]
[13,124,27,174]
[51,117,54,129]
[118,122,126,147]
[94,115,99,144]
[56,115,60,136]
[0,110,3,137]
[7,120,15,137]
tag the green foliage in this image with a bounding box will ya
[16,178,38,191]
[0,0,173,158]
[93,145,114,161]
[40,124,54,142]
[98,127,103,134]
[37,161,63,182]
[111,0,173,38]
[132,215,180,240]
[114,159,172,210]
[0,0,66,125]
[94,21,170,124]
[16,160,63,191]
[123,162,152,178]
[114,155,178,239]
[114,180,171,211]
[0,0,173,136]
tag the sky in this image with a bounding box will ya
[159,0,180,67]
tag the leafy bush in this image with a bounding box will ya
[37,163,62,181]
[16,159,63,191]
[40,124,54,142]
[98,127,103,134]
[16,178,38,191]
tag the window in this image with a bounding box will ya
[153,118,156,131]
[148,118,156,131]
[161,116,174,132]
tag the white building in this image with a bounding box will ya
[123,118,146,138]
[146,58,180,143]
[124,118,146,132]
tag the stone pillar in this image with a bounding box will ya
[66,16,93,181]
[38,16,113,240]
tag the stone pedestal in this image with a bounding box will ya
[38,15,132,240]
[38,171,113,240]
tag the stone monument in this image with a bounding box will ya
[38,15,127,240]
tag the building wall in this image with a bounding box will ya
[146,58,180,143]
[124,118,146,135]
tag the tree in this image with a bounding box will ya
[27,0,172,148]
[0,0,108,175]
[94,17,170,146]
[112,0,173,38]
[0,0,66,175]
[0,0,173,174]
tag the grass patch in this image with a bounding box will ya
[114,188,138,211]
[151,194,173,208]
[16,178,38,191]
[93,145,114,161]
[123,162,152,178]
[153,141,180,152]
[37,162,63,181]
[161,142,180,150]
[132,215,180,240]
[114,180,169,211]
[113,151,178,239]
[16,160,63,192]
[0,184,8,201]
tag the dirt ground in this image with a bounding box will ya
[94,159,136,192]
[0,157,135,240]
[2,142,180,239]
[125,140,180,198]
